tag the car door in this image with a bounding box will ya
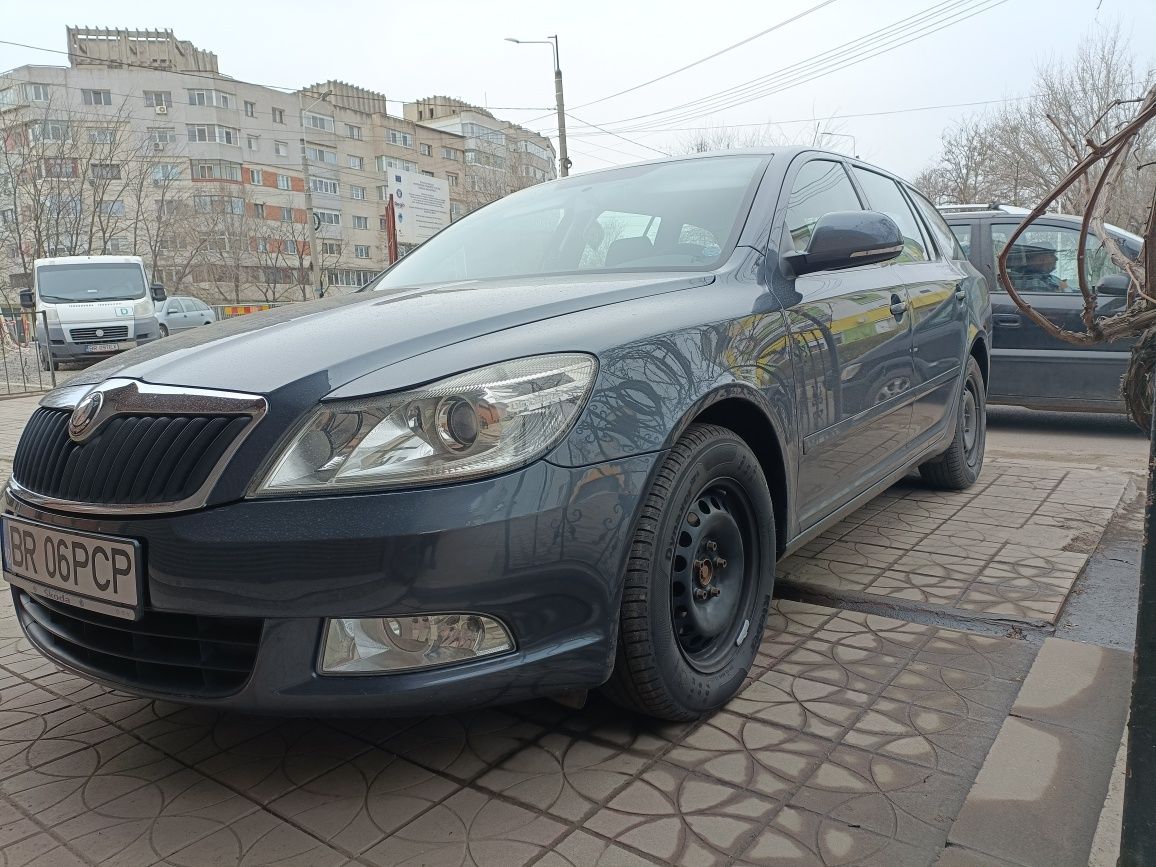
[986,219,1134,409]
[189,298,214,326]
[173,298,195,331]
[780,157,916,528]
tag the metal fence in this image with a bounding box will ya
[0,309,56,397]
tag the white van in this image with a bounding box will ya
[23,255,165,370]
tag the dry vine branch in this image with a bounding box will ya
[996,85,1156,431]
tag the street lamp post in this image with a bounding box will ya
[298,89,332,299]
[506,36,571,178]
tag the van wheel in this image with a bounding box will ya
[920,357,986,490]
[37,347,51,372]
[159,324,169,337]
[602,423,775,721]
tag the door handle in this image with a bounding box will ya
[889,297,907,317]
[994,313,1021,327]
[954,286,967,301]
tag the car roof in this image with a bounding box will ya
[564,146,918,185]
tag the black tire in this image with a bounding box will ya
[159,324,169,337]
[920,356,986,490]
[602,423,776,721]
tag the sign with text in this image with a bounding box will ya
[390,170,450,245]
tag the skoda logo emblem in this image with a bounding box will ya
[68,391,104,442]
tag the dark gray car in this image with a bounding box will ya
[2,149,991,720]
[944,207,1138,413]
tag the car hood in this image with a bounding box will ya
[69,272,712,396]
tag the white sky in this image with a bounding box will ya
[3,0,1154,178]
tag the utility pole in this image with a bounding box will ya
[298,90,332,299]
[506,36,572,178]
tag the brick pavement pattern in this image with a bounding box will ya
[0,394,1131,866]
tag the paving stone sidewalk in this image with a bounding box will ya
[0,394,1135,867]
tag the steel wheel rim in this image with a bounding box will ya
[670,479,759,673]
[962,387,978,454]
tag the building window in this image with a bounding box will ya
[310,177,339,195]
[194,160,242,181]
[322,241,342,255]
[446,173,458,187]
[218,126,239,145]
[326,269,377,287]
[516,139,552,160]
[354,244,370,259]
[387,129,414,148]
[104,237,128,254]
[251,202,266,218]
[303,112,335,132]
[194,195,243,215]
[90,163,121,180]
[272,107,285,124]
[316,210,341,226]
[376,156,416,173]
[350,185,366,200]
[26,83,50,102]
[348,154,364,170]
[419,143,432,156]
[276,173,292,190]
[151,163,182,182]
[274,140,289,156]
[82,89,112,106]
[305,145,337,165]
[244,100,256,117]
[256,238,269,253]
[346,124,363,139]
[249,168,263,185]
[143,90,172,108]
[188,89,233,109]
[420,170,434,177]
[187,124,239,144]
[285,239,298,255]
[33,121,69,142]
[352,215,369,229]
[43,159,77,179]
[87,127,116,144]
[280,206,293,222]
[149,127,176,146]
[247,135,259,151]
[440,147,460,160]
[98,200,125,217]
[450,202,465,220]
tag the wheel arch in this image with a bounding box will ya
[970,334,990,391]
[669,390,791,557]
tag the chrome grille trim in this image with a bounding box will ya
[11,378,267,515]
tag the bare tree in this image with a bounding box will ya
[670,119,846,156]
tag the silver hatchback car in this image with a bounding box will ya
[156,296,217,336]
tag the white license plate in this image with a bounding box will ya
[2,517,141,619]
[86,342,123,353]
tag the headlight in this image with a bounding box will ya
[255,353,597,494]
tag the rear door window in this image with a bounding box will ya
[950,225,972,259]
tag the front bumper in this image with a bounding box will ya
[3,454,659,714]
[40,318,160,361]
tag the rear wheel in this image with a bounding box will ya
[602,423,775,720]
[920,356,986,490]
[159,324,169,337]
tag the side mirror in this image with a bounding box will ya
[1095,273,1129,297]
[150,283,167,302]
[17,289,33,309]
[785,210,904,277]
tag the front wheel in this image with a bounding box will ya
[602,423,776,721]
[159,324,169,337]
[920,356,986,490]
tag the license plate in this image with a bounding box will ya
[2,517,141,620]
[86,342,122,353]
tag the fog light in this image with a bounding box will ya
[320,613,514,674]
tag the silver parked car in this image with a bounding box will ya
[156,296,217,336]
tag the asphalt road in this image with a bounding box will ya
[986,404,1148,470]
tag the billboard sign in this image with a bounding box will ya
[390,170,450,245]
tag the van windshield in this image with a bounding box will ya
[36,263,147,303]
[367,154,768,289]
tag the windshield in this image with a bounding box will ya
[369,154,768,289]
[36,263,147,303]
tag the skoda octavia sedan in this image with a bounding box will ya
[2,149,991,720]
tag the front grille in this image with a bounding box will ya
[12,407,250,506]
[14,590,262,696]
[70,326,129,343]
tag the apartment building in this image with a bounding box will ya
[0,27,557,301]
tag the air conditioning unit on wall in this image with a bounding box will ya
[155,104,168,115]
